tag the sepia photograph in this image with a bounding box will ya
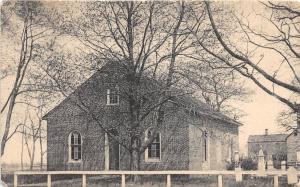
[0,0,299,186]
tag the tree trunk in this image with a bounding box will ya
[1,30,30,156]
[24,132,32,170]
[1,92,17,155]
[132,150,142,183]
[131,150,141,171]
[21,126,24,170]
[1,11,33,156]
[130,137,142,183]
[129,150,133,169]
[30,136,36,170]
[39,130,43,170]
[297,105,300,128]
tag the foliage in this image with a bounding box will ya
[226,160,235,170]
[226,158,257,171]
[272,153,287,169]
[240,158,257,170]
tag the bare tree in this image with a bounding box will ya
[18,104,46,170]
[194,1,300,129]
[0,67,12,80]
[27,2,242,177]
[277,108,298,131]
[38,2,205,175]
[177,62,252,120]
[0,1,58,156]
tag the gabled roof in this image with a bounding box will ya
[43,62,242,126]
[42,62,121,119]
[172,92,241,126]
[248,134,288,143]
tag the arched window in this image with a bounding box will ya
[145,129,161,162]
[69,131,82,161]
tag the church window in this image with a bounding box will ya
[69,131,82,161]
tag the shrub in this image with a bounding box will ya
[240,158,257,170]
[226,160,235,170]
[272,154,287,169]
[226,158,257,171]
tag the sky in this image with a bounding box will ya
[237,80,287,155]
[0,0,298,164]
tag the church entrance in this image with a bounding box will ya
[108,129,120,170]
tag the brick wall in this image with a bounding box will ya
[46,100,238,171]
[45,64,239,171]
[139,108,190,170]
[47,99,191,171]
[47,104,105,171]
[46,65,124,171]
[188,115,239,170]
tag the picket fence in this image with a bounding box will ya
[13,167,300,187]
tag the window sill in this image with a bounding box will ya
[106,103,119,106]
[67,160,82,164]
[145,158,161,163]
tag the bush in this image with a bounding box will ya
[240,158,257,170]
[272,154,287,169]
[226,160,235,170]
[226,158,257,171]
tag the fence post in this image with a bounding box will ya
[121,174,125,187]
[218,175,222,187]
[257,146,266,176]
[281,161,286,170]
[235,167,242,182]
[287,166,298,185]
[82,174,86,187]
[273,175,278,187]
[47,174,51,187]
[234,151,239,168]
[258,146,265,172]
[14,174,17,187]
[267,155,274,170]
[166,174,171,187]
[234,151,242,182]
